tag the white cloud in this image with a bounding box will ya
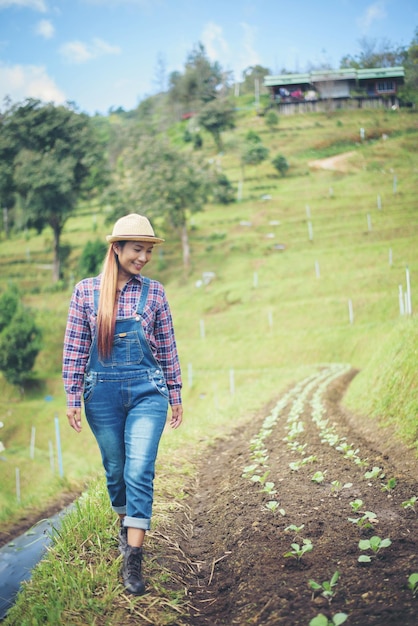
[239,22,260,67]
[357,1,387,32]
[35,19,54,39]
[201,22,229,61]
[0,62,66,104]
[59,37,121,64]
[0,0,47,11]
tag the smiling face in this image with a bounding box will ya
[113,240,154,282]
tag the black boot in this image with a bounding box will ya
[118,521,128,555]
[122,545,145,595]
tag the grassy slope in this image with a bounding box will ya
[1,104,418,623]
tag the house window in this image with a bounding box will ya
[376,80,395,93]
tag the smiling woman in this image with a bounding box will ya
[62,213,183,595]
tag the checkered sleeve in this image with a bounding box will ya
[62,279,94,408]
[151,282,183,406]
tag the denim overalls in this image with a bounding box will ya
[83,277,169,531]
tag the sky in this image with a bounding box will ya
[0,0,417,116]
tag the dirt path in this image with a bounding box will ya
[308,151,358,172]
[165,365,418,625]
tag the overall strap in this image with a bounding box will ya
[137,277,150,315]
[93,289,100,313]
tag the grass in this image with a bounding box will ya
[1,105,418,624]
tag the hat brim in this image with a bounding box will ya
[106,235,164,244]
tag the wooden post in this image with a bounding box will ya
[308,221,313,241]
[348,299,354,324]
[406,266,412,315]
[200,319,205,339]
[30,426,36,460]
[398,285,405,316]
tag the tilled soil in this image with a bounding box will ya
[166,364,418,625]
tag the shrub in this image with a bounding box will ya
[272,153,289,177]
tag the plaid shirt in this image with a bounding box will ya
[62,274,182,408]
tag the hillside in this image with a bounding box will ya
[1,104,418,624]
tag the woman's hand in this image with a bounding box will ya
[66,408,82,433]
[170,404,183,429]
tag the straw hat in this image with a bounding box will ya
[106,214,164,244]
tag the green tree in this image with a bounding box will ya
[272,154,289,177]
[168,43,226,110]
[107,137,210,269]
[340,36,406,68]
[265,110,279,131]
[197,98,236,151]
[0,288,19,332]
[400,27,418,105]
[240,65,271,95]
[0,99,107,282]
[79,239,107,278]
[241,142,269,179]
[0,301,42,386]
[211,172,235,204]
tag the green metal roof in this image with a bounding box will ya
[311,68,357,82]
[356,66,405,80]
[264,73,311,87]
[264,66,405,88]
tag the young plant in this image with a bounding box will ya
[312,471,326,484]
[407,573,418,597]
[265,500,285,515]
[331,481,352,495]
[242,464,258,478]
[260,481,277,495]
[381,477,396,492]
[250,470,270,485]
[401,496,417,513]
[358,536,392,562]
[309,613,348,626]
[284,538,313,562]
[285,523,305,538]
[309,570,340,602]
[348,510,377,530]
[349,499,363,513]
[364,466,385,480]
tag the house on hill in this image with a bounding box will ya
[264,67,405,114]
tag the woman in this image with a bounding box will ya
[62,213,183,595]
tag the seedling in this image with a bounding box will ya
[381,477,396,492]
[265,500,285,515]
[309,570,340,602]
[358,535,392,562]
[364,466,385,480]
[331,481,352,494]
[309,613,348,626]
[401,496,417,513]
[260,481,277,495]
[250,470,270,485]
[349,499,363,512]
[312,471,326,484]
[284,538,313,561]
[348,510,377,530]
[407,573,418,597]
[285,523,305,538]
[242,464,258,478]
[251,448,269,465]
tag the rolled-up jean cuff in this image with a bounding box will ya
[113,505,127,515]
[123,516,150,531]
